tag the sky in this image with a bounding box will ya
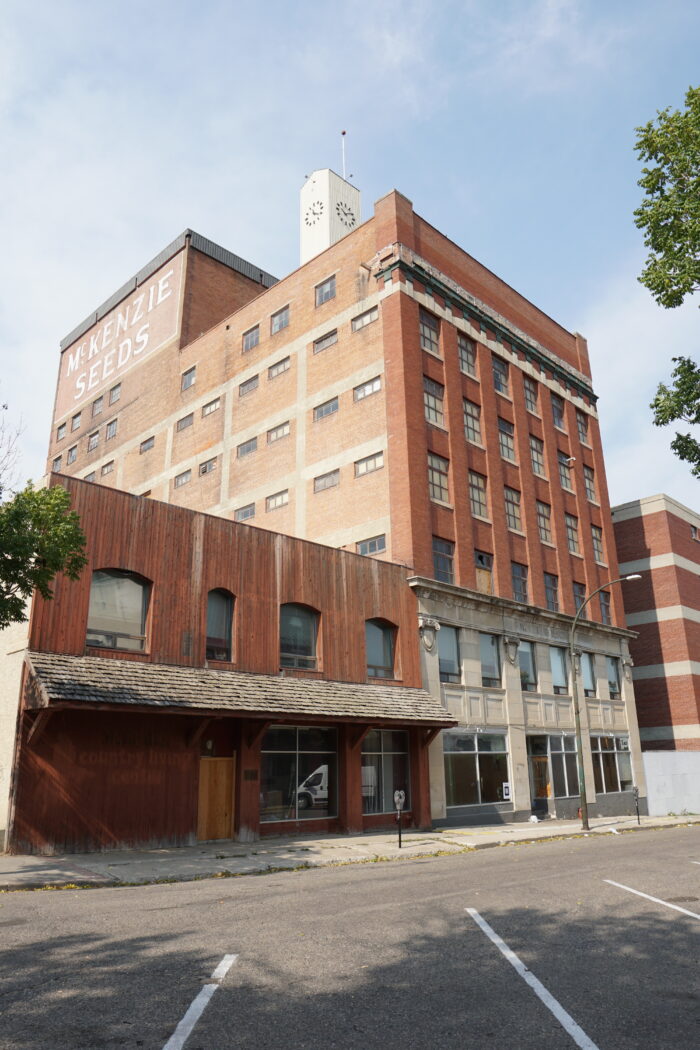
[2,0,699,510]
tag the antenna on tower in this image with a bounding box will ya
[341,130,347,180]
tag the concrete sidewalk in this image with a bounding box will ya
[1,814,698,891]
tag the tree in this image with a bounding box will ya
[0,483,87,630]
[634,86,700,477]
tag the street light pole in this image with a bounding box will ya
[569,574,641,832]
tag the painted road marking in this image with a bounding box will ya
[162,953,238,1050]
[604,880,700,920]
[466,909,599,1050]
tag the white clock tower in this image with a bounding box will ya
[300,169,361,265]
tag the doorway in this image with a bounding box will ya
[197,755,236,840]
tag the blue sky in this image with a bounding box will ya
[2,0,699,508]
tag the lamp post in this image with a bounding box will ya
[569,574,641,831]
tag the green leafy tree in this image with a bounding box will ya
[634,86,700,476]
[0,483,87,630]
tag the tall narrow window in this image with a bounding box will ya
[480,633,501,688]
[573,581,587,613]
[584,465,596,501]
[280,604,318,669]
[474,550,493,594]
[458,334,476,376]
[558,451,573,489]
[504,487,522,531]
[181,366,196,391]
[581,652,596,697]
[498,418,516,461]
[550,647,568,694]
[565,513,580,554]
[423,376,445,426]
[530,435,546,476]
[366,619,395,679]
[438,625,460,682]
[419,309,440,354]
[607,657,621,699]
[433,537,454,584]
[427,453,449,502]
[463,399,481,444]
[206,589,234,661]
[492,356,509,395]
[361,730,410,815]
[518,641,537,692]
[523,376,539,413]
[551,393,566,430]
[576,410,589,444]
[469,472,488,518]
[599,591,611,625]
[544,572,559,612]
[512,562,528,603]
[86,569,150,651]
[536,501,552,543]
[591,525,605,563]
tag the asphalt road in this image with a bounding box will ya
[0,826,698,1049]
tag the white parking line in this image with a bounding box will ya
[604,880,700,920]
[466,909,599,1050]
[163,953,238,1050]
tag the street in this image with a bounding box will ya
[0,826,698,1049]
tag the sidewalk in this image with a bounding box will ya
[1,814,697,891]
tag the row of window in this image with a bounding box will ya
[419,307,592,441]
[55,384,121,443]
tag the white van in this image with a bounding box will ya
[297,765,328,809]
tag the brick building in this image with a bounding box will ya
[28,173,648,833]
[612,493,700,751]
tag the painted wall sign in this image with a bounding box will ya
[54,251,184,419]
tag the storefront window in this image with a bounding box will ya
[438,626,460,683]
[479,633,501,687]
[518,641,537,692]
[361,730,410,814]
[260,726,337,821]
[527,734,579,799]
[444,731,509,807]
[591,735,632,793]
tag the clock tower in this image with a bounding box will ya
[300,169,361,265]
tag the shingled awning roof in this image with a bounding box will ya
[26,652,456,727]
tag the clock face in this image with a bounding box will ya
[304,200,324,226]
[335,201,356,228]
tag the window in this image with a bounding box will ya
[105,419,117,441]
[492,356,509,395]
[67,445,77,464]
[558,451,573,489]
[101,461,114,476]
[199,458,217,476]
[86,569,150,651]
[366,619,395,678]
[351,306,378,332]
[314,469,340,492]
[261,726,338,822]
[504,487,522,531]
[242,326,259,352]
[573,581,587,613]
[174,469,191,488]
[314,329,338,354]
[463,399,482,444]
[432,537,454,584]
[356,534,386,556]
[530,435,546,476]
[607,657,621,699]
[469,472,488,518]
[551,393,566,430]
[599,591,611,625]
[280,603,318,669]
[52,456,62,472]
[523,376,538,413]
[84,472,96,482]
[536,500,552,543]
[584,465,596,502]
[591,736,632,793]
[237,437,258,458]
[109,383,121,405]
[92,396,103,418]
[423,376,445,426]
[354,376,381,401]
[474,550,493,594]
[528,735,579,799]
[428,453,449,502]
[438,625,460,682]
[239,375,259,397]
[458,334,476,376]
[57,423,67,441]
[181,366,196,391]
[315,275,336,306]
[581,652,596,697]
[268,356,290,380]
[419,309,440,354]
[314,396,339,421]
[202,397,220,417]
[444,731,509,807]
[498,418,516,461]
[271,306,289,334]
[267,421,290,443]
[87,431,99,452]
[355,451,384,477]
[591,525,605,563]
[234,503,255,522]
[512,562,528,603]
[577,410,589,444]
[519,641,537,692]
[361,729,410,815]
[266,489,288,511]
[480,633,501,688]
[544,572,559,612]
[206,589,234,661]
[71,412,81,432]
[176,413,193,432]
[140,436,154,454]
[565,513,580,554]
[550,647,568,694]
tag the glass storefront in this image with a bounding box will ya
[260,726,337,822]
[443,730,509,807]
[361,730,410,814]
[527,734,579,800]
[591,735,633,793]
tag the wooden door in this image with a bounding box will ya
[197,756,235,840]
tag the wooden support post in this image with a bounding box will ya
[235,719,264,842]
[339,724,366,833]
[27,709,53,747]
[409,726,433,830]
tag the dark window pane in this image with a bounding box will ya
[601,751,620,792]
[551,753,567,797]
[565,753,579,796]
[260,751,297,822]
[479,753,508,802]
[298,727,337,753]
[438,625,460,682]
[445,753,479,806]
[280,604,317,668]
[366,620,395,678]
[206,590,233,660]
[262,727,297,752]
